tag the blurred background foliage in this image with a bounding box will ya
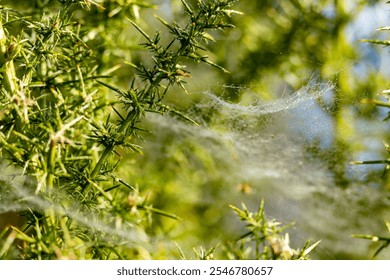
[149,0,390,259]
[0,0,389,259]
[135,0,390,258]
[183,0,390,188]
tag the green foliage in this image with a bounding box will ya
[225,201,320,260]
[351,23,390,258]
[352,222,390,258]
[0,0,242,259]
[0,0,389,261]
[180,201,320,260]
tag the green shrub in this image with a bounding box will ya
[0,0,246,259]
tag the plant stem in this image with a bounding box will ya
[90,143,114,178]
[0,21,18,94]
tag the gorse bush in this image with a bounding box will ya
[225,201,320,260]
[0,0,319,260]
[2,0,388,260]
[0,0,231,259]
